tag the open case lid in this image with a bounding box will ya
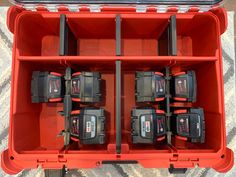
[9,0,225,13]
[11,0,223,5]
[10,0,224,13]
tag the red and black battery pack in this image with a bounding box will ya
[172,108,205,143]
[131,108,166,144]
[70,108,106,144]
[171,70,197,102]
[135,71,165,102]
[71,72,101,103]
[31,71,63,103]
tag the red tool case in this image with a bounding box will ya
[1,0,234,175]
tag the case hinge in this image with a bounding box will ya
[23,4,37,11]
[68,5,80,12]
[155,5,213,13]
[22,4,213,13]
[136,5,147,13]
[198,5,211,12]
[46,4,58,12]
[89,5,101,12]
[157,5,168,13]
[178,5,190,13]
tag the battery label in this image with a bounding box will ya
[49,78,60,94]
[71,116,79,135]
[72,78,80,94]
[177,114,202,138]
[157,116,166,136]
[175,78,188,95]
[177,115,190,136]
[84,116,96,139]
[155,77,165,96]
[86,121,91,133]
[140,114,153,139]
[145,121,151,132]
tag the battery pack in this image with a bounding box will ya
[71,72,101,103]
[131,108,166,144]
[172,108,205,143]
[135,72,165,102]
[70,108,106,144]
[31,71,64,103]
[171,70,197,102]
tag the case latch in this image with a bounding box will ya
[68,5,80,12]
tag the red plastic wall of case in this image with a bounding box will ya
[1,6,234,174]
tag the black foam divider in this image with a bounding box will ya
[158,15,177,56]
[116,60,121,154]
[60,14,77,56]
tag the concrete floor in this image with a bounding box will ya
[224,0,236,57]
